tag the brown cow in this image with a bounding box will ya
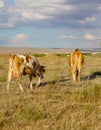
[7,53,46,91]
[69,48,84,82]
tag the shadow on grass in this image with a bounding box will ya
[38,77,70,87]
[33,71,101,88]
[83,71,101,80]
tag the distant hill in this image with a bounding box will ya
[0,47,100,54]
[0,47,73,54]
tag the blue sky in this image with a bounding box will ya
[0,0,101,48]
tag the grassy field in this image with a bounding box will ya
[0,53,101,130]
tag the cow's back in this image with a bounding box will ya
[76,50,84,70]
[70,49,84,66]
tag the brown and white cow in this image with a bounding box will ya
[7,53,46,91]
[68,48,84,82]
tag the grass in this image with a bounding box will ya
[32,53,46,57]
[0,75,7,82]
[0,54,101,130]
[0,64,5,70]
[55,53,67,57]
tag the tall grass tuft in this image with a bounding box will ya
[20,108,47,122]
[74,84,101,102]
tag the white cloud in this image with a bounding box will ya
[0,0,100,31]
[22,11,51,20]
[12,34,28,42]
[3,0,76,28]
[0,0,4,8]
[97,5,101,10]
[15,0,74,19]
[84,33,95,40]
[9,34,34,47]
[79,16,96,24]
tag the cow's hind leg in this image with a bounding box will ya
[72,73,76,82]
[77,67,81,82]
[7,70,12,91]
[29,76,33,90]
[77,71,81,82]
[36,77,41,87]
[72,69,76,82]
[18,81,24,91]
[18,75,24,92]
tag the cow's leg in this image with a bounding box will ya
[7,70,12,91]
[78,72,81,81]
[18,75,24,92]
[77,66,81,82]
[77,70,81,82]
[72,73,76,82]
[18,81,24,91]
[29,76,33,90]
[72,68,76,82]
[36,77,41,87]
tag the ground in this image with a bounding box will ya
[0,51,101,130]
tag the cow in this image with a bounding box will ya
[68,48,84,82]
[7,53,46,91]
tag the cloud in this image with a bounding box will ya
[0,0,101,30]
[84,34,95,40]
[59,33,96,41]
[0,0,4,8]
[0,34,34,47]
[64,0,101,5]
[12,34,28,43]
[78,16,96,24]
[97,5,101,10]
[9,34,33,47]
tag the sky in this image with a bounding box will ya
[0,0,101,48]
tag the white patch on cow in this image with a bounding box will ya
[16,54,27,64]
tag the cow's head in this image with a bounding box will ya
[23,66,33,76]
[36,65,46,79]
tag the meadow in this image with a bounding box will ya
[0,53,101,130]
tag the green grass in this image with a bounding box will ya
[0,75,7,82]
[0,64,5,70]
[55,53,67,57]
[21,108,47,121]
[32,53,46,57]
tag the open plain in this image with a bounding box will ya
[0,48,101,130]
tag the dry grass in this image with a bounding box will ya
[0,53,101,130]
